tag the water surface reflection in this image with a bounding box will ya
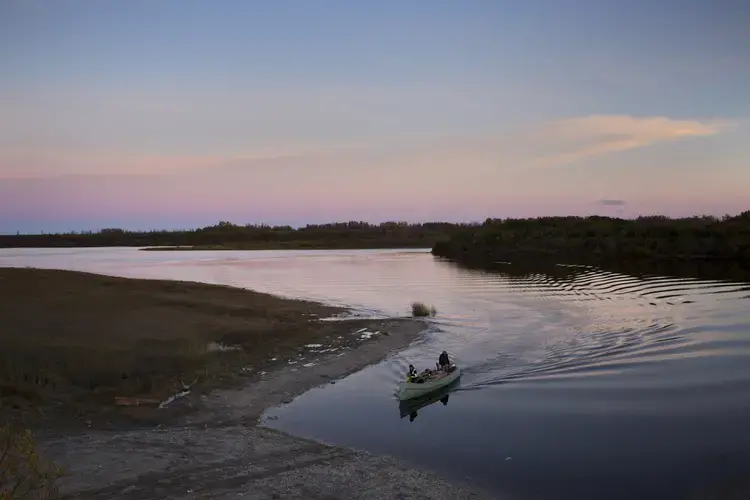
[1,248,749,499]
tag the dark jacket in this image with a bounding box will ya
[438,352,450,366]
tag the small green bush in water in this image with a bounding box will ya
[411,302,436,317]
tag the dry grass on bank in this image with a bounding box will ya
[0,268,351,417]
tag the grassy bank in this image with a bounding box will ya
[0,268,385,422]
[432,211,750,267]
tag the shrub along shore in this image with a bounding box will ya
[431,211,750,267]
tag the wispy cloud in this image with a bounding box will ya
[0,148,359,179]
[532,115,731,167]
[1,113,738,183]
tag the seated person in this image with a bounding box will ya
[408,365,430,383]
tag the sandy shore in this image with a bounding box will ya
[1,268,494,499]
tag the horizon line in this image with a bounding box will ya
[3,210,748,236]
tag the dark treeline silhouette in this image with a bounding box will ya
[0,220,475,249]
[432,211,750,269]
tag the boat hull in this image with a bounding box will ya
[398,379,460,418]
[396,367,461,401]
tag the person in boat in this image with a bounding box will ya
[408,364,427,383]
[438,350,451,371]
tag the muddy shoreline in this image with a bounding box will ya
[180,318,430,427]
[33,314,493,499]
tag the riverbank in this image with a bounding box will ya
[0,267,348,424]
[1,268,493,499]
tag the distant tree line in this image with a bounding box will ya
[0,221,474,249]
[432,211,750,266]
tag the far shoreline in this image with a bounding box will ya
[432,211,750,269]
[139,243,433,251]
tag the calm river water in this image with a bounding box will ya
[2,247,749,500]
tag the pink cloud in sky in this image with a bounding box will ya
[525,115,732,168]
[0,114,746,232]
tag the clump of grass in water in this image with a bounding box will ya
[411,302,437,317]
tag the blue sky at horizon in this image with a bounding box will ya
[1,0,748,233]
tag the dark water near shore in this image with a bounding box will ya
[2,248,750,499]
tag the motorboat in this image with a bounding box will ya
[396,364,461,401]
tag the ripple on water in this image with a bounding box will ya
[454,266,750,391]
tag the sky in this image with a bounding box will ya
[1,0,749,233]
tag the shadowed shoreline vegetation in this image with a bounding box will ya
[431,211,750,268]
[0,221,469,250]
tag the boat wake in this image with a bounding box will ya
[409,266,750,393]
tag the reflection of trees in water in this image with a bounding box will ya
[437,255,750,284]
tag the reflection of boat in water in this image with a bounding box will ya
[398,378,460,421]
[396,364,461,401]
